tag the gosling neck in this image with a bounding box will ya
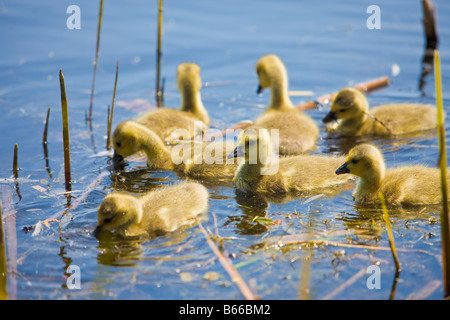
[234,161,265,191]
[355,163,385,200]
[137,129,174,170]
[180,90,209,125]
[267,72,294,111]
[340,113,368,133]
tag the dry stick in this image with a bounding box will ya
[203,76,391,142]
[88,0,104,123]
[155,0,163,108]
[434,49,450,299]
[198,221,257,300]
[59,70,72,193]
[0,189,7,300]
[107,60,119,150]
[322,268,367,300]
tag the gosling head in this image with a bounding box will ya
[177,62,202,98]
[336,143,385,178]
[229,127,272,165]
[322,88,370,124]
[112,121,145,160]
[94,192,143,237]
[256,54,288,94]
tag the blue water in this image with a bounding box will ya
[0,0,450,300]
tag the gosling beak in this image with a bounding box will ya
[112,150,124,163]
[228,146,244,159]
[335,162,350,175]
[257,84,264,94]
[322,111,337,124]
[93,225,102,237]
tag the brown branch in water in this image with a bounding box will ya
[88,0,104,123]
[198,221,257,300]
[12,143,18,179]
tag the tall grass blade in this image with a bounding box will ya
[434,49,450,298]
[59,70,72,193]
[107,60,119,150]
[88,0,104,123]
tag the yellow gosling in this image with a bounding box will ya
[336,143,450,206]
[323,87,437,136]
[115,62,209,145]
[112,121,238,179]
[94,181,209,237]
[252,54,319,155]
[230,128,351,194]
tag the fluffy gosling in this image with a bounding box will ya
[94,181,209,237]
[251,54,319,155]
[230,127,351,194]
[323,87,437,136]
[336,143,450,206]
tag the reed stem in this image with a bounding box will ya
[379,193,401,273]
[43,107,50,145]
[88,0,104,123]
[12,143,18,179]
[155,0,163,107]
[107,60,119,150]
[434,49,450,298]
[0,191,7,300]
[59,70,72,192]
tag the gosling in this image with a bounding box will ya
[94,181,209,238]
[112,121,239,179]
[115,62,209,145]
[251,54,319,155]
[230,127,351,194]
[323,87,437,136]
[336,143,450,206]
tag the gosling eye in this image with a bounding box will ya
[103,218,112,224]
[115,142,122,148]
[351,159,359,164]
[339,109,346,113]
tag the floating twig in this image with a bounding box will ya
[88,0,104,123]
[198,221,257,300]
[107,60,119,150]
[155,0,163,107]
[434,49,450,299]
[59,70,72,193]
